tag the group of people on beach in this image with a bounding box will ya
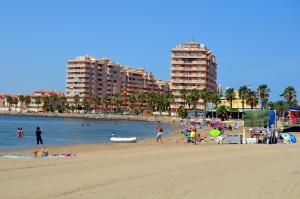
[16,127,44,148]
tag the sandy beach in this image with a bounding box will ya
[0,129,299,199]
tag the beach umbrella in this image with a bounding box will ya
[210,129,221,136]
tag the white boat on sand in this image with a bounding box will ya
[110,137,137,143]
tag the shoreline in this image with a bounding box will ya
[0,111,177,123]
[0,128,181,155]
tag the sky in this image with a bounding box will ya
[0,0,299,101]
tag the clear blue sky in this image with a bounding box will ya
[0,0,299,101]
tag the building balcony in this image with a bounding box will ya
[171,73,206,78]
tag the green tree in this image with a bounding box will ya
[34,97,42,112]
[257,84,271,110]
[12,97,19,109]
[190,89,201,111]
[211,94,221,108]
[49,94,59,112]
[24,95,31,109]
[164,91,174,115]
[146,93,159,112]
[128,95,137,113]
[18,95,25,109]
[102,95,111,113]
[59,96,67,113]
[113,93,123,112]
[6,96,13,109]
[216,105,228,121]
[74,94,80,110]
[246,90,258,110]
[137,92,147,114]
[92,96,101,113]
[43,96,51,112]
[280,86,297,107]
[200,88,212,115]
[81,98,91,112]
[178,105,187,118]
[273,100,288,117]
[225,88,235,110]
[180,89,192,109]
[238,85,250,110]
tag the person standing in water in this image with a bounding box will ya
[36,127,43,148]
[16,128,23,137]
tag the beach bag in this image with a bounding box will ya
[289,134,297,143]
[282,133,290,144]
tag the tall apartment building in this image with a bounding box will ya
[170,42,217,111]
[66,55,168,108]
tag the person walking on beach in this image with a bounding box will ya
[156,125,164,143]
[35,127,43,148]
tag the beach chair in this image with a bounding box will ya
[209,135,226,144]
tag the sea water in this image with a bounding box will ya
[0,115,175,151]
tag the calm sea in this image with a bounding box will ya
[0,115,175,151]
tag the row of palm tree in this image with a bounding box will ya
[70,92,174,114]
[179,84,297,118]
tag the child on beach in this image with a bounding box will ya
[156,126,164,143]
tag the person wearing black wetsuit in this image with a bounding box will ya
[36,127,43,147]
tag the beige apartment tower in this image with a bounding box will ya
[170,42,217,111]
[66,55,168,110]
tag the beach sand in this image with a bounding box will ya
[0,130,300,199]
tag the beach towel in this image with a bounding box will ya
[1,154,76,159]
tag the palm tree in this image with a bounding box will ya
[257,84,270,110]
[137,92,147,114]
[113,93,123,112]
[280,86,297,107]
[81,98,91,113]
[274,100,288,117]
[225,88,235,109]
[74,94,80,110]
[102,95,111,113]
[146,93,158,112]
[43,96,51,112]
[180,89,192,109]
[18,95,25,109]
[24,95,31,110]
[34,97,42,112]
[92,96,101,113]
[164,91,174,115]
[200,88,212,115]
[238,85,249,110]
[128,95,137,113]
[6,96,13,110]
[190,89,201,112]
[246,90,258,110]
[211,94,221,108]
[216,105,228,121]
[12,97,19,109]
[49,94,59,112]
[60,96,67,112]
[180,89,188,108]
